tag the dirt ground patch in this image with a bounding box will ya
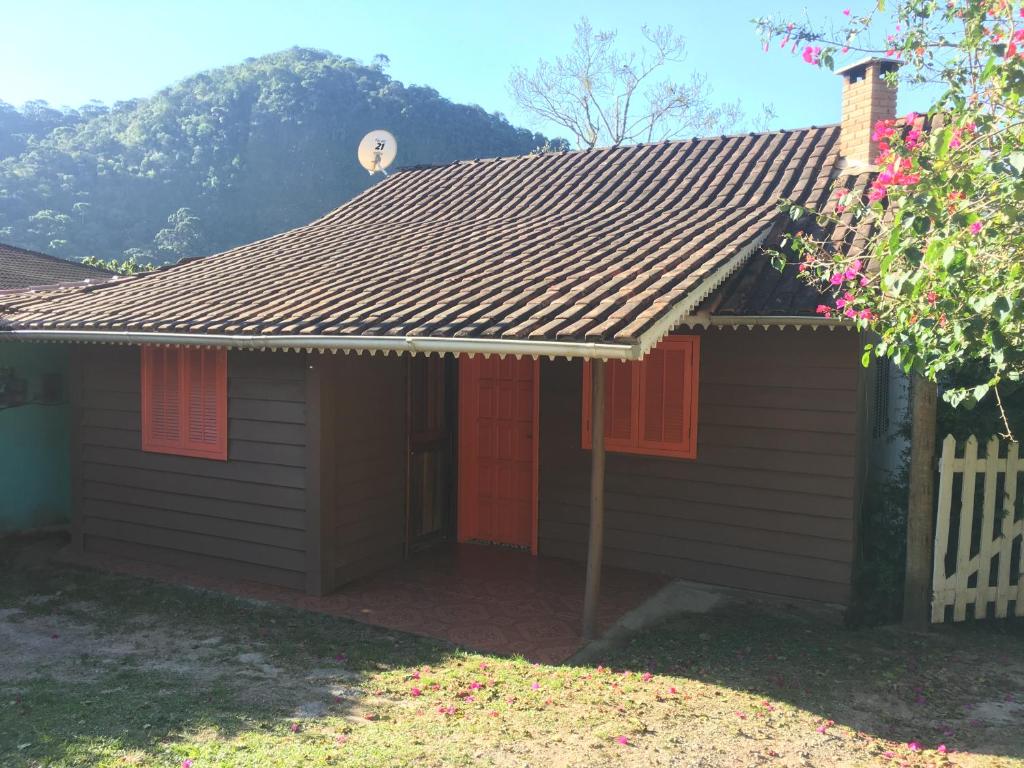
[1,533,1023,768]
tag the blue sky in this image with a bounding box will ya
[3,0,932,137]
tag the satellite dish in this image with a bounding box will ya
[358,129,397,175]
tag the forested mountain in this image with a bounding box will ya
[0,48,549,265]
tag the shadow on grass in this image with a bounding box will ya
[3,532,1024,766]
[0,533,457,767]
[598,597,1024,761]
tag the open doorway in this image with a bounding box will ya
[405,355,457,552]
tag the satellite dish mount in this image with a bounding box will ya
[358,129,398,175]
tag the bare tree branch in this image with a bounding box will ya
[509,17,769,148]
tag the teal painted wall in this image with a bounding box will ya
[0,342,71,532]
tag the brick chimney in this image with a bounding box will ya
[837,58,900,166]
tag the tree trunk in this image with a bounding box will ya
[903,373,938,630]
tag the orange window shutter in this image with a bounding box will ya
[142,346,227,460]
[581,358,637,451]
[142,347,183,451]
[638,336,700,459]
[183,348,228,460]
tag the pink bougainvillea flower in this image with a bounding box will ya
[411,671,420,680]
[815,304,832,318]
[469,681,483,690]
[907,741,922,752]
[182,760,194,768]
[410,687,422,697]
[843,8,851,15]
[867,184,887,202]
[801,45,822,65]
[829,272,845,286]
[616,735,630,745]
[969,221,983,234]
[531,682,540,690]
[872,119,896,142]
[669,686,679,694]
[937,744,949,754]
[290,722,302,733]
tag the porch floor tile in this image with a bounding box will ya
[323,544,668,663]
[63,543,667,663]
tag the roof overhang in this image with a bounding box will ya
[0,223,797,358]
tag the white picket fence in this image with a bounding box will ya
[932,434,1024,622]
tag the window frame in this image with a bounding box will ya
[582,334,700,460]
[141,346,228,461]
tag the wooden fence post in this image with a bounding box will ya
[903,374,938,630]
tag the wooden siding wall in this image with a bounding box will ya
[331,354,407,585]
[539,328,862,604]
[74,346,308,589]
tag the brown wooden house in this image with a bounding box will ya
[0,61,900,631]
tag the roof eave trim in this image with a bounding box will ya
[0,329,640,360]
[677,312,847,330]
[633,225,774,355]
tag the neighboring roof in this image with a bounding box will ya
[0,242,111,291]
[1,126,841,357]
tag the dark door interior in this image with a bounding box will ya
[406,355,457,551]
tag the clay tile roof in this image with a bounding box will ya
[706,170,876,318]
[0,242,111,291]
[2,125,841,350]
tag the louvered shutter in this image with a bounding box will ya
[183,349,227,459]
[141,347,227,460]
[581,359,637,451]
[581,335,699,459]
[141,347,182,451]
[637,336,699,458]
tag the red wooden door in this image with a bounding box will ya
[458,356,538,553]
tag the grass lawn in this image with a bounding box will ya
[1,534,1023,768]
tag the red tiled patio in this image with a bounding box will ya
[309,544,668,663]
[65,542,667,664]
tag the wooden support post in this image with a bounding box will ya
[903,373,938,630]
[582,359,607,641]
